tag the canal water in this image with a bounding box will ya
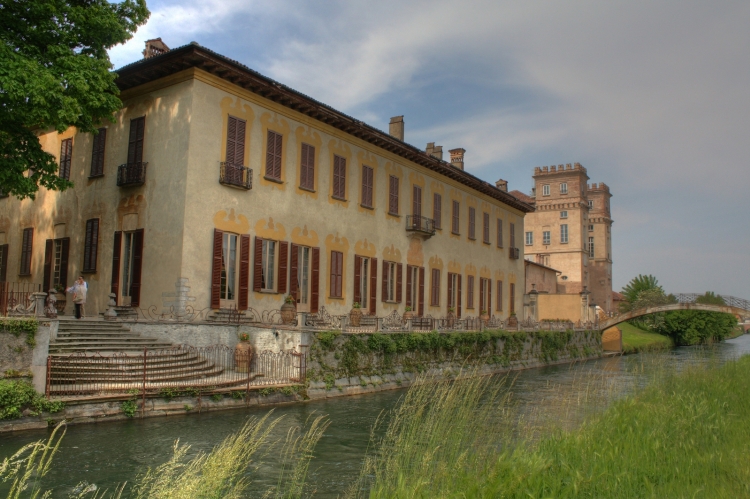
[2,334,750,498]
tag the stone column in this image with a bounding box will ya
[32,292,47,318]
[580,286,591,323]
[104,293,118,321]
[528,284,539,322]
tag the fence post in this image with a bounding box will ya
[246,349,251,406]
[141,347,147,419]
[45,356,51,398]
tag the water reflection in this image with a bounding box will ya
[2,335,749,498]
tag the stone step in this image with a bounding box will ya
[49,345,174,354]
[57,324,133,331]
[52,336,170,344]
[55,333,155,340]
[50,368,227,384]
[50,355,211,370]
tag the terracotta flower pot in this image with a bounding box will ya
[235,340,254,373]
[350,308,362,327]
[280,302,297,325]
[480,312,490,322]
[403,310,415,321]
[507,315,518,327]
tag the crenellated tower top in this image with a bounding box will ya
[533,162,587,176]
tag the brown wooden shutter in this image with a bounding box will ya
[238,234,250,309]
[396,263,403,303]
[111,231,122,300]
[83,218,99,272]
[128,117,145,164]
[333,155,346,199]
[497,219,503,247]
[510,223,515,249]
[488,279,492,315]
[130,229,144,306]
[90,128,107,177]
[457,275,462,318]
[43,239,53,292]
[330,251,343,298]
[253,237,263,292]
[361,165,373,207]
[479,279,485,313]
[510,283,515,314]
[265,131,282,179]
[469,208,476,239]
[301,144,315,190]
[59,139,72,180]
[452,201,459,233]
[431,269,439,306]
[211,230,223,309]
[0,244,7,282]
[381,260,387,302]
[226,117,237,165]
[289,243,299,301]
[336,252,343,298]
[483,213,490,243]
[447,273,453,313]
[311,247,320,312]
[353,255,362,305]
[418,267,425,316]
[468,275,475,309]
[369,257,377,314]
[497,280,503,311]
[20,229,33,276]
[405,265,412,307]
[389,176,399,214]
[433,193,441,228]
[278,241,288,294]
[413,186,422,217]
[59,237,70,290]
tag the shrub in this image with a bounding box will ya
[0,379,64,419]
[655,310,737,345]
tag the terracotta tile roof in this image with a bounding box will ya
[509,190,535,205]
[612,291,625,301]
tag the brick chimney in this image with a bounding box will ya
[495,179,508,192]
[426,142,444,161]
[389,116,404,141]
[143,38,170,59]
[449,148,465,170]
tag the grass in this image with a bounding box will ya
[620,322,673,354]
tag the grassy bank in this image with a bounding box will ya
[358,355,750,498]
[620,322,673,354]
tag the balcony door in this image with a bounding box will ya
[112,229,143,307]
[291,245,312,312]
[219,232,239,308]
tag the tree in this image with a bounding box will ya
[655,310,736,345]
[695,291,726,306]
[620,274,662,308]
[0,0,150,199]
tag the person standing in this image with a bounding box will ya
[72,276,87,319]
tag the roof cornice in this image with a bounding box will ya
[114,43,534,213]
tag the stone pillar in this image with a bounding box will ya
[32,292,47,318]
[104,293,118,321]
[528,284,539,322]
[580,286,591,323]
[406,318,413,332]
[296,312,307,329]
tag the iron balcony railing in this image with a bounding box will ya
[219,162,253,190]
[509,247,520,259]
[117,162,148,187]
[405,215,436,236]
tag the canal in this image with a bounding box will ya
[2,334,750,497]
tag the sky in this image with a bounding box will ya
[109,0,750,297]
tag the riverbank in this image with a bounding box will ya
[620,322,673,353]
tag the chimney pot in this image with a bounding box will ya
[426,142,443,161]
[449,148,465,170]
[389,116,404,141]
[143,38,170,59]
[495,179,508,192]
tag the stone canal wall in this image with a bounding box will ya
[0,318,54,393]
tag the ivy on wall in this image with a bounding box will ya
[1,317,39,347]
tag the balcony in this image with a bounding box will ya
[509,247,520,259]
[117,162,148,187]
[405,215,436,238]
[219,162,252,190]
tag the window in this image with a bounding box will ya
[467,275,475,309]
[468,207,476,240]
[300,143,315,190]
[543,230,550,245]
[560,211,568,219]
[560,224,568,244]
[479,278,490,313]
[589,224,594,232]
[384,261,398,302]
[127,117,145,164]
[333,155,346,199]
[496,280,503,311]
[122,232,137,298]
[19,228,33,276]
[448,272,459,310]
[451,201,460,234]
[509,283,515,314]
[221,233,239,300]
[356,256,370,305]
[265,130,282,180]
[295,245,312,306]
[226,116,246,166]
[261,239,277,291]
[330,251,343,298]
[509,223,516,248]
[388,175,399,214]
[0,244,7,282]
[497,219,503,247]
[83,219,99,272]
[430,268,440,306]
[560,183,568,194]
[405,265,419,307]
[59,139,72,180]
[361,165,374,207]
[412,185,422,217]
[588,237,595,258]
[525,231,533,245]
[52,239,67,287]
[433,194,442,229]
[90,128,106,177]
[542,184,550,196]
[588,200,594,209]
[483,212,490,244]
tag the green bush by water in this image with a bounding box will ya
[0,379,63,420]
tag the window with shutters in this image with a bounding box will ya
[330,251,343,298]
[293,245,312,308]
[468,207,476,240]
[404,265,419,306]
[412,185,422,217]
[333,155,346,200]
[497,219,503,247]
[300,143,315,190]
[510,223,516,248]
[356,256,370,306]
[89,128,106,178]
[127,117,145,164]
[467,275,475,309]
[483,212,490,244]
[225,116,246,166]
[447,272,458,310]
[59,139,72,180]
[433,193,442,229]
[19,228,33,276]
[83,219,99,272]
[430,268,440,306]
[265,130,283,181]
[510,283,515,314]
[388,175,399,214]
[220,233,239,300]
[261,239,277,291]
[384,261,398,302]
[361,165,374,208]
[496,280,503,311]
[451,201,460,234]
[0,244,7,282]
[560,224,569,244]
[122,232,137,298]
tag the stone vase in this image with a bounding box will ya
[280,302,297,325]
[403,310,415,321]
[507,315,518,328]
[446,310,456,328]
[480,312,490,322]
[350,308,362,327]
[234,340,254,373]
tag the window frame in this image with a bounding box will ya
[59,138,72,180]
[265,130,283,181]
[482,212,490,244]
[451,201,460,234]
[560,224,569,244]
[430,268,440,306]
[384,261,398,302]
[560,182,568,194]
[560,210,568,219]
[588,236,595,258]
[332,155,347,200]
[89,128,107,178]
[525,231,533,246]
[82,218,100,273]
[542,184,550,196]
[19,228,33,276]
[261,239,277,292]
[388,175,399,215]
[361,164,374,208]
[467,275,475,309]
[542,230,551,245]
[496,219,503,247]
[300,143,315,190]
[468,207,476,240]
[330,250,343,298]
[433,193,442,229]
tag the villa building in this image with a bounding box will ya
[0,41,533,319]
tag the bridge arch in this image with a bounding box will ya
[599,303,749,331]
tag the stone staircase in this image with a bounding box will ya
[50,319,174,354]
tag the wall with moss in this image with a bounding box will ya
[306,329,602,396]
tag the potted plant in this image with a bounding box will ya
[280,294,297,325]
[53,284,67,315]
[234,332,254,373]
[446,307,456,328]
[403,305,415,321]
[350,302,363,327]
[480,309,490,322]
[507,312,518,327]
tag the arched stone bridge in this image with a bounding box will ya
[599,293,750,331]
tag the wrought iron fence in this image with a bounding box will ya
[46,346,305,397]
[674,293,750,311]
[0,282,41,316]
[405,215,436,236]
